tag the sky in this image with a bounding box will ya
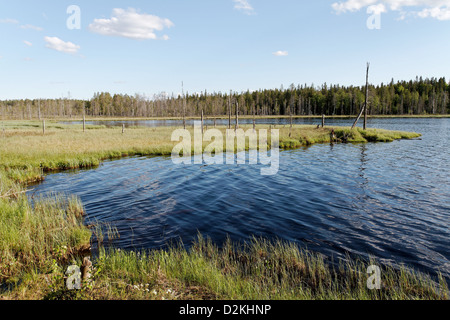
[0,0,449,100]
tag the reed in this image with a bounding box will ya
[36,235,449,300]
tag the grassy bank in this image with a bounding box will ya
[3,120,446,301]
[2,235,448,300]
[0,120,421,171]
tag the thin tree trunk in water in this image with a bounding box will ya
[363,63,370,130]
[228,93,232,129]
[352,63,370,130]
[253,103,256,132]
[235,102,239,131]
[201,109,204,134]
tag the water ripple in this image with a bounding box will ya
[30,118,450,281]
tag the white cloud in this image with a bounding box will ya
[0,18,19,24]
[418,5,450,19]
[89,8,174,40]
[24,41,33,47]
[44,36,80,54]
[367,3,387,15]
[233,0,255,14]
[20,24,43,31]
[273,51,289,56]
[332,0,450,20]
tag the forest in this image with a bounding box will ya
[1,77,448,119]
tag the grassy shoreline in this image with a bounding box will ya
[2,120,447,300]
[0,121,421,172]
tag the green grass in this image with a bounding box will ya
[1,120,443,301]
[0,193,91,285]
[0,121,421,172]
[22,235,447,300]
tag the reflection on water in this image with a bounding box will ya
[33,118,450,281]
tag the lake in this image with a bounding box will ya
[29,118,450,281]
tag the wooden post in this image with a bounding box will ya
[228,92,232,129]
[122,123,125,134]
[322,114,325,128]
[43,120,45,135]
[201,110,204,134]
[352,62,370,129]
[253,104,256,132]
[235,102,239,131]
[214,117,216,128]
[289,108,293,137]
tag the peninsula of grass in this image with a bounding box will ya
[0,120,421,172]
[3,120,445,301]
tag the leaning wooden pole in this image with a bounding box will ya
[352,63,370,130]
[363,63,370,130]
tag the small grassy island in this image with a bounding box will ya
[1,120,447,300]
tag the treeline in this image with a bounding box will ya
[1,77,449,119]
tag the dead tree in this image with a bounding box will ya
[235,101,239,131]
[352,63,370,130]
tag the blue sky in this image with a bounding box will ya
[1,0,449,100]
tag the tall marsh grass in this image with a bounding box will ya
[45,235,448,300]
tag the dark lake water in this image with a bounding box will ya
[31,118,449,281]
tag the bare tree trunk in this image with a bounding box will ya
[228,92,232,129]
[352,63,370,129]
[363,63,370,130]
[201,109,204,134]
[253,102,256,132]
[235,102,239,131]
